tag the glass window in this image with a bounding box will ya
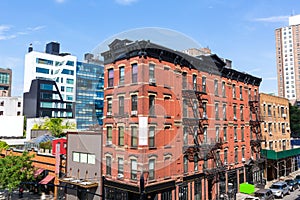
[131,126,138,147]
[239,86,243,99]
[232,84,236,98]
[131,95,138,111]
[203,102,207,119]
[118,126,124,146]
[131,160,137,180]
[106,156,111,175]
[66,60,74,66]
[66,95,73,101]
[149,63,155,79]
[240,106,244,121]
[149,126,155,147]
[108,68,114,87]
[222,81,226,97]
[36,67,49,74]
[235,148,238,163]
[224,149,228,163]
[216,127,220,141]
[149,95,155,116]
[184,155,188,173]
[119,66,125,85]
[107,97,112,113]
[183,100,188,118]
[66,78,74,84]
[223,104,226,120]
[132,63,138,83]
[223,127,227,142]
[118,158,124,175]
[0,72,10,84]
[72,152,80,162]
[182,73,187,89]
[214,80,218,95]
[233,105,237,120]
[194,154,198,172]
[88,154,95,164]
[36,58,53,65]
[80,153,88,163]
[215,102,219,120]
[183,127,188,146]
[194,180,202,200]
[202,76,206,93]
[61,69,74,75]
[193,74,197,90]
[107,126,112,144]
[241,127,244,141]
[66,87,73,93]
[119,96,124,115]
[234,126,237,141]
[149,159,155,180]
[203,127,207,143]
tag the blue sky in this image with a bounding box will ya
[0,0,299,96]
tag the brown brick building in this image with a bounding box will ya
[101,39,263,200]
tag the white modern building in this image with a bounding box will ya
[0,96,24,145]
[276,14,300,104]
[23,42,77,102]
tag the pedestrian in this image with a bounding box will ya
[19,186,24,198]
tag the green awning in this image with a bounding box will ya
[261,148,300,160]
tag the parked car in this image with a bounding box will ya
[285,179,299,191]
[269,181,289,198]
[294,174,300,184]
[254,189,274,200]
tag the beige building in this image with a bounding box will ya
[260,93,300,181]
[275,15,300,105]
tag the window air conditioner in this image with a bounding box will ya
[107,112,112,116]
[149,78,156,85]
[131,110,138,116]
[117,173,124,179]
[242,158,246,162]
[282,113,287,118]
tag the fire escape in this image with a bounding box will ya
[182,82,226,179]
[249,97,263,155]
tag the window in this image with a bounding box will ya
[184,155,188,173]
[107,126,112,144]
[239,86,243,99]
[132,63,138,83]
[194,154,198,172]
[203,102,207,119]
[241,127,244,141]
[149,95,155,116]
[149,126,155,147]
[224,149,228,164]
[194,180,202,200]
[216,127,220,141]
[118,126,124,146]
[202,76,206,93]
[162,191,172,200]
[40,83,53,90]
[242,147,245,159]
[72,152,95,164]
[149,159,155,180]
[131,126,138,147]
[182,73,187,89]
[118,158,124,175]
[61,69,74,75]
[282,123,285,134]
[183,127,188,146]
[222,81,226,97]
[214,80,218,95]
[223,127,227,142]
[17,111,21,116]
[119,96,124,115]
[269,141,273,150]
[107,97,112,114]
[66,95,73,101]
[234,126,237,141]
[66,87,73,92]
[215,102,219,120]
[149,63,155,79]
[131,160,137,180]
[61,86,65,92]
[232,84,236,98]
[235,148,238,163]
[66,78,74,84]
[183,100,188,118]
[233,105,237,120]
[36,67,49,74]
[203,127,207,143]
[222,104,226,120]
[119,66,125,85]
[0,72,9,84]
[66,60,74,66]
[88,154,96,164]
[268,105,272,116]
[72,152,80,162]
[108,68,114,87]
[106,156,111,175]
[17,102,21,107]
[248,88,251,100]
[240,106,244,121]
[193,74,197,90]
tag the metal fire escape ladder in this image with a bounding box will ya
[249,99,263,154]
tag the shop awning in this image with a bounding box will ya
[34,168,44,178]
[39,175,55,184]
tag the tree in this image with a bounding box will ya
[0,152,35,197]
[0,141,9,151]
[43,118,75,137]
[289,104,300,138]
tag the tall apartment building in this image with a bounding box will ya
[101,39,263,199]
[23,42,104,130]
[259,93,300,181]
[0,68,12,97]
[276,14,300,104]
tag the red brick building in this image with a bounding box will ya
[101,39,263,200]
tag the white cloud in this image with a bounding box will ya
[115,0,138,5]
[263,76,277,81]
[0,24,45,41]
[253,15,289,23]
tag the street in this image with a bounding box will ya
[281,189,300,200]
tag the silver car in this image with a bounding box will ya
[269,181,290,198]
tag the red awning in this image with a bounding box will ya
[34,168,44,178]
[39,175,55,184]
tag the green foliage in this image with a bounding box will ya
[290,104,300,138]
[0,141,9,151]
[39,141,52,150]
[32,118,75,137]
[23,116,27,137]
[0,152,35,192]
